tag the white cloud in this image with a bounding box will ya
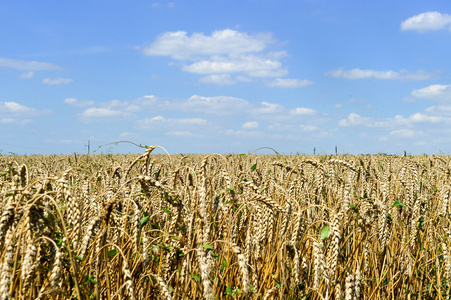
[20,71,34,79]
[63,98,95,107]
[154,116,206,125]
[137,116,207,130]
[223,129,262,138]
[182,53,288,77]
[339,111,450,128]
[409,112,444,123]
[181,95,251,115]
[150,116,165,121]
[338,113,395,127]
[199,74,236,85]
[133,95,160,106]
[0,101,51,117]
[167,131,198,137]
[71,94,251,119]
[299,125,318,132]
[325,68,433,80]
[0,57,62,70]
[0,101,51,125]
[401,11,451,32]
[389,129,419,138]
[334,104,343,109]
[1,102,34,114]
[410,84,451,101]
[75,96,160,113]
[141,29,293,80]
[425,105,451,115]
[267,123,319,133]
[43,77,73,85]
[291,107,316,115]
[82,107,127,117]
[79,107,135,122]
[68,94,331,142]
[242,121,259,129]
[142,29,273,59]
[267,78,314,88]
[254,101,284,114]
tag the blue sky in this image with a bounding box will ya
[2,0,451,155]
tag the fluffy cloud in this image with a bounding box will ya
[0,57,62,70]
[267,123,319,133]
[76,95,161,113]
[141,29,308,84]
[69,95,325,144]
[199,74,236,85]
[339,112,450,128]
[0,101,51,125]
[410,84,451,101]
[291,107,317,115]
[72,94,317,122]
[20,71,34,79]
[79,107,135,122]
[267,78,314,88]
[223,129,262,138]
[299,125,318,132]
[0,101,51,117]
[166,131,197,137]
[401,11,451,32]
[64,98,95,107]
[325,68,433,80]
[338,113,403,127]
[425,105,451,115]
[142,29,273,59]
[1,102,35,114]
[242,121,259,129]
[181,95,251,115]
[43,77,73,85]
[137,116,207,130]
[389,129,418,138]
[409,112,445,123]
[182,53,288,78]
[254,102,284,114]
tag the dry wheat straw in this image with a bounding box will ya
[196,249,213,300]
[354,264,361,300]
[262,286,277,300]
[345,272,353,300]
[153,274,174,300]
[230,243,250,295]
[335,283,342,300]
[0,228,14,300]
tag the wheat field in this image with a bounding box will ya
[1,146,450,299]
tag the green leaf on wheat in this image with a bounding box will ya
[107,249,118,258]
[202,244,213,250]
[140,215,150,228]
[392,200,405,207]
[161,207,172,215]
[320,225,329,240]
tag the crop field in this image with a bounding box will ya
[1,146,451,299]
